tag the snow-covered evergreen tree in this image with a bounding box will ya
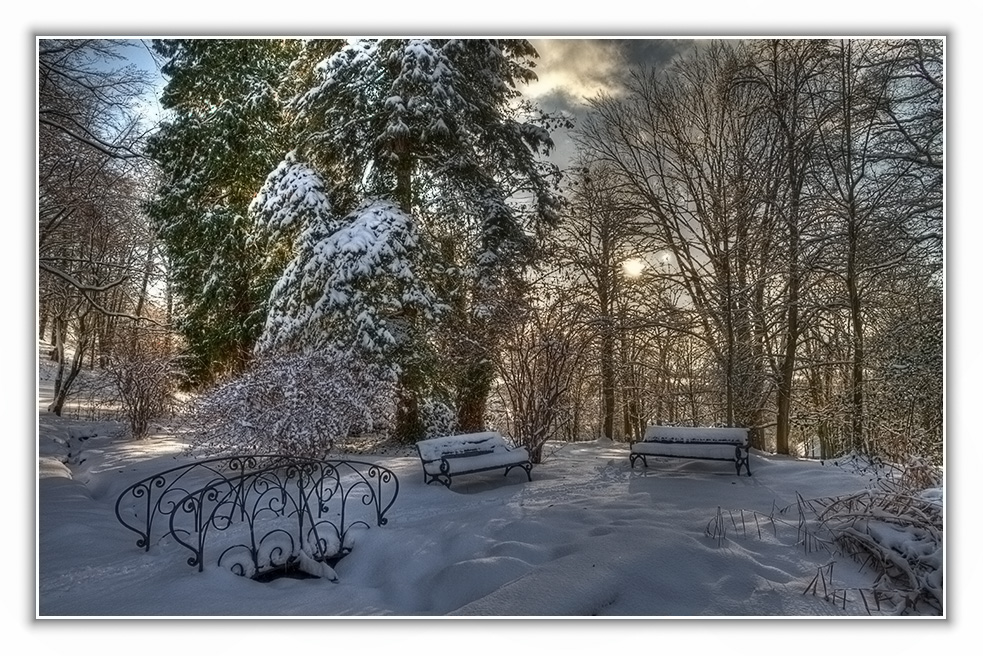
[277,38,565,438]
[251,166,441,371]
[293,39,561,251]
[145,39,311,384]
[249,152,447,442]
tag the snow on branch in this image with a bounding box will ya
[250,154,335,235]
[257,199,440,362]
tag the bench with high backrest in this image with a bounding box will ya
[630,425,751,476]
[415,431,533,488]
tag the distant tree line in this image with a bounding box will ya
[37,39,177,435]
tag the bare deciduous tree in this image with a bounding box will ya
[571,38,941,462]
[495,289,588,463]
[38,39,168,416]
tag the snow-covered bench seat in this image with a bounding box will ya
[630,425,751,476]
[415,431,533,488]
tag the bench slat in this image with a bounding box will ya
[643,425,748,445]
[416,431,503,462]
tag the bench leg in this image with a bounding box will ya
[629,453,647,469]
[504,463,533,482]
[424,472,452,487]
[734,445,752,476]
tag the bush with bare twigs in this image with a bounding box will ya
[104,328,181,439]
[182,350,393,459]
[495,295,586,463]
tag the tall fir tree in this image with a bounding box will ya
[251,156,441,368]
[145,39,312,385]
[262,39,564,439]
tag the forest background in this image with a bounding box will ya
[19,0,975,650]
[35,35,943,463]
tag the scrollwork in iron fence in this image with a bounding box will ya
[115,455,399,581]
[114,454,286,551]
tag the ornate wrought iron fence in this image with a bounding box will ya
[115,454,288,552]
[114,455,399,580]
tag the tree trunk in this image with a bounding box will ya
[393,385,422,443]
[775,259,799,456]
[847,198,864,454]
[390,134,425,442]
[600,310,616,441]
[49,317,66,402]
[456,359,494,432]
[38,306,49,343]
[48,316,90,416]
[774,150,804,456]
[135,240,156,319]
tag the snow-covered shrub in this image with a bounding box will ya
[709,486,943,615]
[104,328,181,439]
[797,456,943,614]
[183,350,393,459]
[419,398,458,439]
[827,452,942,497]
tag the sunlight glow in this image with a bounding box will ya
[622,258,645,277]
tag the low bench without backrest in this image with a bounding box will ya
[630,425,751,476]
[415,431,533,488]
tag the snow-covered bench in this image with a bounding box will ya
[630,425,751,476]
[415,431,533,488]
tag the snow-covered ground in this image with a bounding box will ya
[38,409,940,618]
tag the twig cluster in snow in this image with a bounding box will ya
[705,475,943,615]
[182,350,393,459]
[104,328,182,439]
[807,488,943,614]
[830,452,943,495]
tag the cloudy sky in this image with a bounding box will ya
[526,38,691,109]
[123,37,697,169]
[522,38,695,166]
[131,37,692,108]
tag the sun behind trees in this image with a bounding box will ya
[574,39,942,463]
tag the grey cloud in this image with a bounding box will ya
[615,38,695,71]
[531,87,588,116]
[527,38,694,106]
[523,39,695,170]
